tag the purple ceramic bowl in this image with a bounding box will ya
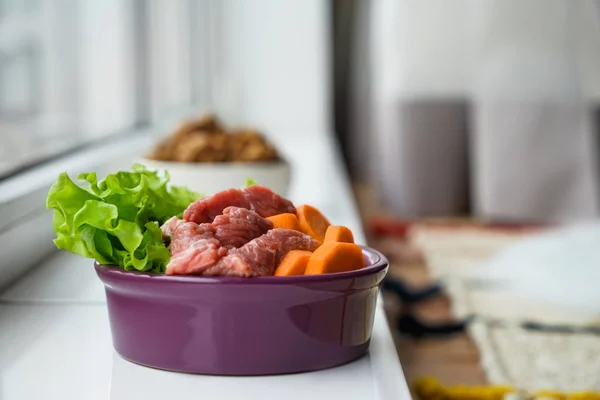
[95,246,388,376]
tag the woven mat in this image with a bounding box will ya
[407,223,600,391]
[468,322,600,391]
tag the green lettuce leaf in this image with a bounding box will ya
[245,177,258,187]
[46,164,202,273]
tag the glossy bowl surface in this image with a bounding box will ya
[95,246,388,375]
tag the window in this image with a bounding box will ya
[0,0,214,179]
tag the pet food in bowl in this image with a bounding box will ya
[46,166,388,375]
[141,113,290,195]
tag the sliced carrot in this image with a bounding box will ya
[296,204,331,242]
[324,225,354,243]
[274,250,312,276]
[304,242,364,275]
[267,213,301,231]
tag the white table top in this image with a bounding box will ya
[0,132,411,400]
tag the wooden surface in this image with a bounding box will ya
[377,257,488,387]
[353,183,487,393]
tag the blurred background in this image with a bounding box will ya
[2,0,599,223]
[334,0,600,222]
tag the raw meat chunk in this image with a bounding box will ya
[162,222,318,276]
[160,216,182,239]
[161,217,215,254]
[183,189,247,224]
[212,207,273,248]
[203,229,319,277]
[183,186,295,224]
[267,228,321,264]
[167,238,228,275]
[242,186,296,221]
[161,217,226,275]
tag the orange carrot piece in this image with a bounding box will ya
[304,242,364,275]
[296,204,331,242]
[267,213,301,231]
[274,250,312,276]
[324,225,355,243]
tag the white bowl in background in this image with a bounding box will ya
[138,158,291,196]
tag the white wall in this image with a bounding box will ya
[373,0,600,101]
[219,0,332,136]
[79,0,136,138]
[148,0,193,117]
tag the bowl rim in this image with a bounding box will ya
[95,246,388,285]
[139,157,290,170]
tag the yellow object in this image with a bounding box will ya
[536,391,567,400]
[569,394,600,400]
[413,377,600,400]
[413,377,445,400]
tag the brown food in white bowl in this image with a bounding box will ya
[228,129,279,162]
[147,113,280,163]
